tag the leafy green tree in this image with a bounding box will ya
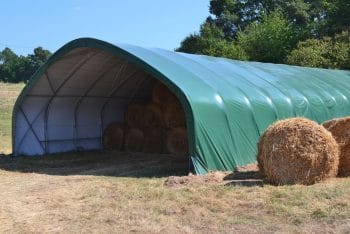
[177,22,248,60]
[237,12,296,63]
[286,35,350,69]
[206,0,323,40]
[322,0,350,36]
[29,47,52,68]
[0,47,51,83]
[0,48,19,82]
[0,47,17,63]
[178,0,350,56]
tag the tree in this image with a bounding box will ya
[237,11,296,63]
[286,34,350,69]
[0,47,17,64]
[177,22,248,60]
[0,47,51,83]
[0,48,19,82]
[206,0,321,40]
[322,0,350,36]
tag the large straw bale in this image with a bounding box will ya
[125,103,145,127]
[124,128,145,152]
[143,127,164,153]
[152,81,177,106]
[165,127,189,156]
[163,100,186,128]
[323,117,350,176]
[143,103,164,127]
[257,117,339,185]
[103,122,125,150]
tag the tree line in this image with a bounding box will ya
[0,47,51,83]
[177,0,350,70]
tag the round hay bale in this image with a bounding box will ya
[165,127,189,156]
[323,117,350,176]
[257,117,339,185]
[163,100,186,128]
[143,127,165,153]
[124,128,145,152]
[103,122,125,150]
[257,130,268,175]
[152,81,177,106]
[143,103,164,127]
[125,103,145,127]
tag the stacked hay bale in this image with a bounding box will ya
[103,80,188,157]
[102,122,125,150]
[257,118,339,185]
[123,103,146,152]
[152,81,188,157]
[323,117,350,176]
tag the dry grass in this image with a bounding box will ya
[0,154,349,233]
[0,82,24,154]
[1,83,350,233]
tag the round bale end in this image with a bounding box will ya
[257,117,339,185]
[323,117,350,176]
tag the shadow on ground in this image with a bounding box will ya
[0,151,190,178]
[0,151,265,186]
[224,171,265,187]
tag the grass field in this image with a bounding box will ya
[0,82,350,233]
[0,83,24,154]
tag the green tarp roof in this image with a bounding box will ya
[13,38,350,174]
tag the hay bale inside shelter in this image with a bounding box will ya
[323,117,350,176]
[125,103,145,128]
[143,103,164,127]
[103,122,125,150]
[102,80,189,160]
[165,127,188,156]
[124,128,145,152]
[152,81,177,106]
[257,117,339,185]
[143,127,165,153]
[163,99,186,128]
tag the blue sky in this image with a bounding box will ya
[0,0,209,55]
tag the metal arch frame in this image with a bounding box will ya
[72,54,117,150]
[15,51,98,154]
[98,62,146,146]
[43,51,99,154]
[99,70,152,146]
[18,107,45,153]
[18,53,151,152]
[44,71,55,153]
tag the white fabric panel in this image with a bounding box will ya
[15,111,29,150]
[48,141,75,154]
[17,130,44,155]
[88,62,128,97]
[76,139,101,151]
[46,48,97,91]
[15,110,45,155]
[76,97,106,138]
[28,74,54,95]
[102,98,130,130]
[15,97,48,155]
[57,53,112,96]
[20,97,48,124]
[47,97,77,141]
